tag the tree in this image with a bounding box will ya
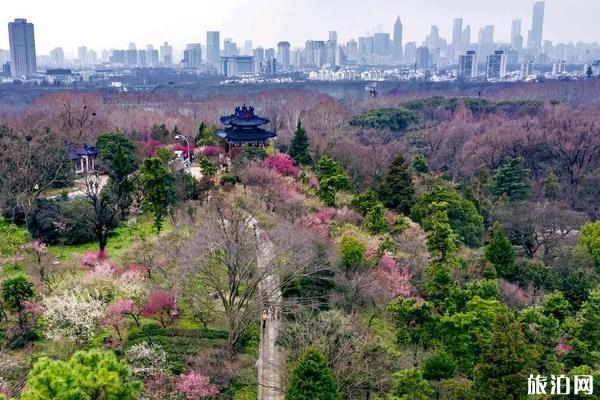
[349,107,418,132]
[179,195,324,349]
[96,132,137,216]
[339,236,365,274]
[426,203,457,261]
[581,221,600,267]
[141,291,179,328]
[21,349,141,400]
[1,275,35,334]
[412,185,484,247]
[263,154,300,177]
[81,173,120,252]
[139,158,176,233]
[366,203,388,234]
[389,297,437,366]
[315,157,348,207]
[285,347,342,400]
[422,351,456,381]
[490,157,530,201]
[485,225,516,279]
[177,372,220,400]
[194,122,218,146]
[0,127,74,223]
[350,188,380,216]
[289,120,312,165]
[412,155,430,174]
[389,368,433,400]
[378,155,415,215]
[472,314,538,400]
[42,292,104,343]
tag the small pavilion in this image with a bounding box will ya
[216,105,277,152]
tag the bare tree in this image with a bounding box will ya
[80,172,120,252]
[177,193,327,350]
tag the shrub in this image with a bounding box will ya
[177,372,220,400]
[262,154,300,177]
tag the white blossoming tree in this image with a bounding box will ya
[42,292,104,343]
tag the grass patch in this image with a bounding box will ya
[47,214,171,263]
[0,218,30,258]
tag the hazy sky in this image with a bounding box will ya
[1,0,598,55]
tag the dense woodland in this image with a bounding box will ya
[0,80,599,399]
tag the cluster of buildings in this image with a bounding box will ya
[2,1,600,86]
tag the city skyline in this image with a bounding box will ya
[1,0,598,55]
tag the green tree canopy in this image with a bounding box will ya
[285,347,342,400]
[490,157,530,201]
[389,368,433,400]
[289,120,312,165]
[485,225,516,279]
[581,221,600,268]
[315,157,348,207]
[21,349,141,400]
[473,314,538,400]
[412,185,484,247]
[139,158,176,233]
[349,107,418,132]
[378,155,415,215]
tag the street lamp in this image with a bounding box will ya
[174,134,191,171]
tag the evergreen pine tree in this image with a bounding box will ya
[289,120,312,165]
[491,157,530,201]
[379,154,415,214]
[286,348,342,400]
[473,314,538,400]
[485,225,516,278]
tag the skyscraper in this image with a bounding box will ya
[8,18,37,77]
[277,41,291,71]
[78,46,88,65]
[478,25,495,57]
[206,31,220,67]
[393,17,403,61]
[184,43,202,68]
[452,18,463,50]
[527,1,545,50]
[486,50,507,79]
[373,32,390,55]
[462,25,471,49]
[458,51,477,79]
[160,42,173,66]
[50,47,65,66]
[416,46,430,69]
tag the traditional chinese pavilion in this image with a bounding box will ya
[216,105,277,152]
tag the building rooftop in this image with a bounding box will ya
[219,104,270,127]
[66,143,98,160]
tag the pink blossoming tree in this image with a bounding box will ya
[177,372,220,400]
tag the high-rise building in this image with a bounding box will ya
[219,55,254,76]
[404,41,417,64]
[224,38,238,56]
[373,32,390,55]
[486,50,507,79]
[478,25,495,57]
[184,43,202,68]
[304,40,326,67]
[78,46,88,65]
[253,47,264,63]
[277,41,291,71]
[88,49,97,65]
[416,46,430,69]
[393,16,403,61]
[160,42,173,66]
[511,19,522,48]
[527,1,545,51]
[265,48,275,60]
[458,50,478,79]
[452,18,463,51]
[242,40,253,56]
[206,31,220,67]
[329,31,337,42]
[462,25,471,49]
[8,18,37,77]
[50,47,65,66]
[345,39,358,63]
[0,49,9,65]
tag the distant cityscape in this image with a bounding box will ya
[2,1,600,89]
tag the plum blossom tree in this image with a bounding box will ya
[42,292,104,343]
[262,154,300,177]
[373,254,413,299]
[177,372,220,400]
[102,299,140,339]
[141,291,179,327]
